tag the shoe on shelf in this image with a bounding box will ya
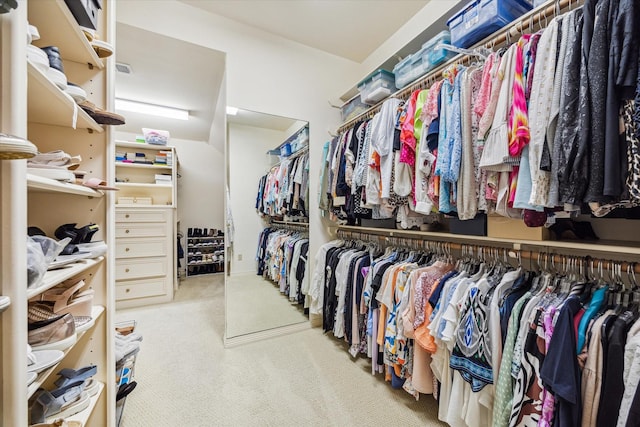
[29,381,89,425]
[64,82,87,104]
[54,365,97,388]
[90,38,113,58]
[28,314,77,351]
[54,223,99,245]
[27,344,64,374]
[78,100,125,126]
[40,46,67,91]
[0,133,37,160]
[29,278,94,318]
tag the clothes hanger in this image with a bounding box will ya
[434,43,491,60]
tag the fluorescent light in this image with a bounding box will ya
[226,106,238,115]
[115,98,189,120]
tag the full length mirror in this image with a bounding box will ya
[225,110,310,341]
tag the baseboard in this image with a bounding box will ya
[223,322,311,348]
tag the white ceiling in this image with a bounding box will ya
[114,22,226,142]
[178,0,430,62]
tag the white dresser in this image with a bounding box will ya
[115,208,176,308]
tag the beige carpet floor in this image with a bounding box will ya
[116,275,447,426]
[225,273,308,338]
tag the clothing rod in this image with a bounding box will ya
[336,0,583,133]
[336,229,640,274]
[271,220,309,227]
[270,145,309,168]
[516,251,640,275]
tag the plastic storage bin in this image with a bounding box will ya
[358,69,396,105]
[420,30,457,71]
[393,31,456,89]
[393,55,415,89]
[447,0,533,48]
[280,142,292,157]
[341,95,369,122]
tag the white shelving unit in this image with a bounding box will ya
[114,141,177,208]
[0,1,115,425]
[113,142,178,307]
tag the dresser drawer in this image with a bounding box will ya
[115,257,167,280]
[116,277,168,301]
[115,222,167,238]
[115,238,167,258]
[116,209,168,223]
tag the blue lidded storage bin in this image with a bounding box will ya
[447,0,533,48]
[280,143,291,157]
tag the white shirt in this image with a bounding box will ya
[371,98,402,199]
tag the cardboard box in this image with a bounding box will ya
[487,215,551,241]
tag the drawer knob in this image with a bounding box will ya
[125,248,130,252]
[125,229,130,234]
[125,268,130,273]
[126,288,130,293]
[125,214,130,218]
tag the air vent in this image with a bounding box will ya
[115,62,132,74]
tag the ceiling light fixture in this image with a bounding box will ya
[226,106,239,116]
[115,98,189,120]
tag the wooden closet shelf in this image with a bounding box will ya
[27,62,103,132]
[27,257,105,300]
[335,225,640,258]
[28,0,104,69]
[27,173,104,197]
[27,306,106,399]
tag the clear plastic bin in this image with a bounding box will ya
[393,31,457,89]
[393,55,415,89]
[420,30,457,71]
[341,95,369,122]
[447,0,533,48]
[357,69,396,105]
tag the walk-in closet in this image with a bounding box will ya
[1,0,639,425]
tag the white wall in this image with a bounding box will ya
[353,1,461,92]
[209,71,227,154]
[115,131,225,237]
[117,0,362,273]
[227,123,286,274]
